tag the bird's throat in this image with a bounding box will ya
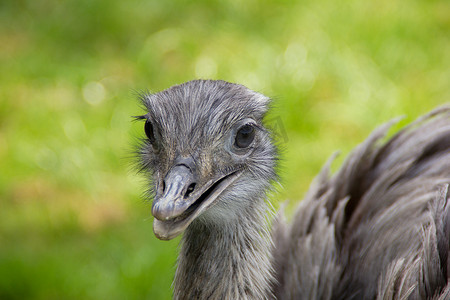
[172,204,275,300]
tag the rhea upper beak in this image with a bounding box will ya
[151,161,241,240]
[152,165,197,221]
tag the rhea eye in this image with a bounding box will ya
[235,124,255,148]
[144,119,156,143]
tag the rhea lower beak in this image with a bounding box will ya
[152,165,242,240]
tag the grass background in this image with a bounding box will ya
[0,0,448,299]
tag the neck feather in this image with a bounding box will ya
[173,201,274,299]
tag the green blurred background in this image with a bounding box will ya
[0,0,448,298]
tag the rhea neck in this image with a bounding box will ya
[172,200,275,300]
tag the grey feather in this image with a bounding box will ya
[134,79,450,299]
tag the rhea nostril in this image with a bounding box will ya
[184,183,196,199]
[162,180,166,193]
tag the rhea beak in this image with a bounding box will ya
[152,164,241,240]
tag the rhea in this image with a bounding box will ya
[135,80,450,299]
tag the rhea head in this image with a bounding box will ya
[136,80,277,240]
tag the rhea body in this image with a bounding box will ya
[136,80,450,299]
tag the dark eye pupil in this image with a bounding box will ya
[235,124,255,148]
[144,120,156,143]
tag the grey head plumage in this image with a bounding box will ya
[134,79,450,299]
[136,80,277,240]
